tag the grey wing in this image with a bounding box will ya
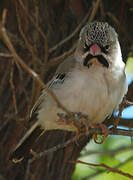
[30,54,76,119]
[30,73,68,119]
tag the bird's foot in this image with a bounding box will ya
[92,123,109,144]
[57,112,90,144]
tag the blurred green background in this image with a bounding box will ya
[72,56,133,180]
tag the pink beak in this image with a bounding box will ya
[90,44,101,55]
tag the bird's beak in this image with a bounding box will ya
[90,44,101,55]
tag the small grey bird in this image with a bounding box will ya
[10,21,127,162]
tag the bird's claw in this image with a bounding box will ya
[93,124,109,144]
[57,112,90,143]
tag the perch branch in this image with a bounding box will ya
[29,127,133,161]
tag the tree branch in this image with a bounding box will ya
[49,0,102,53]
[48,10,90,53]
[84,156,133,179]
[27,126,133,162]
[0,22,71,117]
[71,160,133,179]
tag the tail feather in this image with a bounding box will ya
[10,121,43,163]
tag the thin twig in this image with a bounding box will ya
[49,0,101,54]
[37,134,79,158]
[88,0,102,23]
[84,156,133,180]
[16,7,41,65]
[107,12,133,44]
[9,61,18,114]
[0,63,10,94]
[15,62,30,103]
[81,144,133,157]
[24,159,32,180]
[1,9,7,26]
[0,23,71,116]
[33,0,49,63]
[71,160,133,179]
[107,128,133,137]
[7,31,25,49]
[0,53,13,59]
[16,6,42,108]
[0,119,10,133]
[48,10,90,53]
[48,44,76,68]
[125,100,133,106]
[29,127,133,162]
[18,0,49,62]
[118,118,133,128]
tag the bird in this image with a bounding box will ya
[10,21,127,162]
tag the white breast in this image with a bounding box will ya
[57,66,119,124]
[38,65,127,130]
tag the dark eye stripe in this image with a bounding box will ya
[100,45,109,54]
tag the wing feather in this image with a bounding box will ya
[30,73,67,118]
[30,54,76,119]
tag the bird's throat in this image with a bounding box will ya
[83,54,109,68]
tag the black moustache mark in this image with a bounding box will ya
[97,55,109,68]
[83,54,109,68]
[83,54,93,66]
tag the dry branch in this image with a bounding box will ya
[49,0,102,53]
[107,12,133,44]
[0,22,71,116]
[17,0,49,62]
[81,144,133,156]
[48,10,90,53]
[84,156,133,179]
[26,127,133,162]
[9,61,18,114]
[71,160,133,179]
[0,53,13,59]
[88,0,102,23]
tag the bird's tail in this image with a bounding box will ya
[10,121,43,163]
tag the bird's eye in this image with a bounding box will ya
[101,45,110,54]
[104,45,110,51]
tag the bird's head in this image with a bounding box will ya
[75,21,124,69]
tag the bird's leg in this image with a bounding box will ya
[92,123,109,144]
[74,112,90,135]
[57,112,90,142]
[57,112,80,136]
